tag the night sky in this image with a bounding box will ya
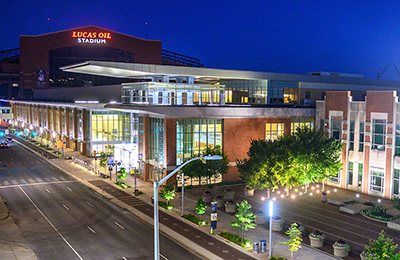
[2,0,400,80]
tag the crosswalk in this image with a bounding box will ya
[0,176,71,187]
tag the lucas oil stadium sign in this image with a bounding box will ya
[72,31,111,44]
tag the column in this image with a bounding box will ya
[65,108,70,148]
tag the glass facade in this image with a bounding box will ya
[348,162,353,186]
[370,170,384,192]
[394,169,399,196]
[49,46,135,87]
[176,119,222,165]
[91,111,130,142]
[269,80,299,104]
[349,121,355,151]
[220,79,268,104]
[372,119,386,150]
[266,123,284,140]
[149,118,165,164]
[359,122,364,152]
[358,163,363,188]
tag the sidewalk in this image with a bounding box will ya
[10,137,341,260]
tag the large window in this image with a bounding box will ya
[370,170,384,193]
[149,118,164,165]
[349,121,355,151]
[348,162,353,186]
[372,119,386,150]
[358,163,363,188]
[266,123,284,140]
[395,125,400,156]
[176,119,222,165]
[220,79,268,104]
[359,122,364,152]
[91,111,130,142]
[330,116,342,141]
[394,169,399,197]
[291,118,314,133]
[269,80,299,104]
[330,170,341,183]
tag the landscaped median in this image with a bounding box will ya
[218,231,252,247]
[182,214,207,226]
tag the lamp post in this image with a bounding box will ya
[153,155,222,260]
[269,200,274,258]
[181,171,184,216]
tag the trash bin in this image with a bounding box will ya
[252,241,259,254]
[321,192,327,202]
[260,240,267,253]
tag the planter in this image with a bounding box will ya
[360,250,370,260]
[309,236,324,248]
[225,200,237,213]
[244,187,255,197]
[255,212,266,225]
[202,191,213,204]
[333,243,349,258]
[271,218,284,231]
[215,196,225,208]
[223,189,235,200]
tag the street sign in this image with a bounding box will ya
[63,141,66,145]
[130,169,135,175]
[139,153,143,160]
[72,143,76,149]
[112,163,116,167]
[107,159,113,165]
[117,162,121,166]
[211,201,218,229]
[108,166,113,171]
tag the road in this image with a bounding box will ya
[0,139,203,260]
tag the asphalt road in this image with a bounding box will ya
[0,139,203,260]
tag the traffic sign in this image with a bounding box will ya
[112,163,116,167]
[130,170,135,175]
[117,162,121,166]
[107,159,113,165]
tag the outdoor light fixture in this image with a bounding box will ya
[327,190,331,194]
[277,191,281,194]
[269,200,273,258]
[334,189,337,192]
[291,195,295,199]
[356,194,360,198]
[299,192,303,195]
[378,199,381,203]
[295,188,298,192]
[316,185,320,188]
[280,194,284,198]
[310,193,313,196]
[272,197,277,201]
[311,187,315,190]
[261,196,265,201]
[316,190,320,193]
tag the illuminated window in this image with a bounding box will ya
[370,170,384,193]
[358,163,363,188]
[348,162,353,186]
[291,118,314,133]
[266,123,284,140]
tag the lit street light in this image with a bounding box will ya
[153,155,222,260]
[269,200,273,258]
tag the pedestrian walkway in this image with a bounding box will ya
[9,136,345,259]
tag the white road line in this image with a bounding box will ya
[114,222,125,230]
[4,181,9,185]
[67,187,72,191]
[63,204,69,211]
[18,186,83,260]
[86,202,94,207]
[122,257,127,260]
[160,254,168,260]
[45,189,51,193]
[87,226,96,234]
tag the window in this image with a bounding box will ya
[370,170,384,192]
[330,170,341,183]
[349,121,355,151]
[358,163,363,188]
[372,119,386,150]
[291,117,314,133]
[394,169,399,196]
[359,122,364,152]
[269,80,299,104]
[266,123,284,140]
[396,125,400,156]
[330,116,342,141]
[348,162,353,186]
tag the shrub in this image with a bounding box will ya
[182,214,207,226]
[270,257,288,260]
[394,198,400,211]
[363,230,400,259]
[159,184,175,207]
[195,198,206,215]
[218,232,252,247]
[361,205,400,221]
[158,201,174,210]
[115,181,131,189]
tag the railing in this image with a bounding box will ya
[0,48,20,62]
[162,49,203,67]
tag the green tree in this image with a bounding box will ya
[99,151,113,172]
[230,200,256,244]
[181,145,229,185]
[159,184,175,207]
[290,126,343,193]
[195,198,206,215]
[364,230,400,260]
[237,139,279,199]
[117,167,128,181]
[280,223,303,260]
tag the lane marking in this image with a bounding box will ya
[67,187,72,192]
[86,202,94,207]
[160,254,168,260]
[45,189,51,194]
[122,257,127,260]
[63,204,69,211]
[114,222,125,230]
[18,186,83,260]
[0,180,77,189]
[87,226,96,234]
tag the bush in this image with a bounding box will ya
[218,232,252,247]
[195,198,206,215]
[270,257,288,260]
[115,181,131,189]
[158,201,174,210]
[182,214,207,226]
[394,198,400,211]
[361,205,400,221]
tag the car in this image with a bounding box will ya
[0,142,9,149]
[5,137,13,143]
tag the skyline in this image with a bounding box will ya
[2,1,400,80]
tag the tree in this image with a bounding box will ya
[290,126,343,193]
[117,167,128,181]
[159,184,175,207]
[364,230,400,260]
[280,223,303,260]
[195,198,206,215]
[181,145,229,185]
[237,139,280,199]
[99,151,113,172]
[230,200,256,244]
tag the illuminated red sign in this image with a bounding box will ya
[72,31,111,44]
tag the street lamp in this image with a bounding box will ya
[153,155,222,260]
[269,200,274,258]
